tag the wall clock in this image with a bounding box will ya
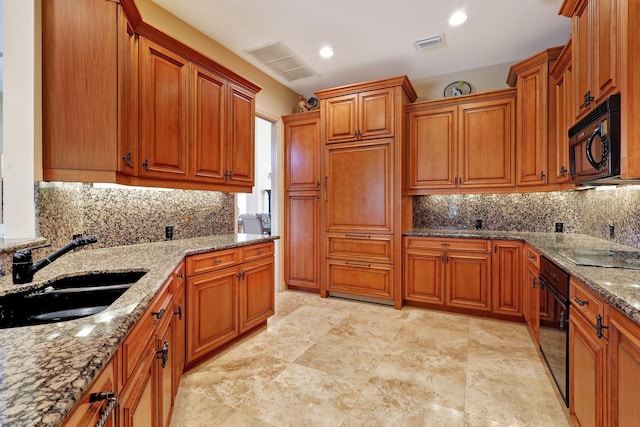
[444,81,472,97]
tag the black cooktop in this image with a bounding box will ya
[559,248,640,270]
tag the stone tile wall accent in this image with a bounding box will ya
[37,182,234,251]
[413,186,640,248]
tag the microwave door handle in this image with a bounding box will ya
[585,126,609,171]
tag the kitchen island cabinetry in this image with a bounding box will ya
[406,89,516,193]
[185,242,274,366]
[283,111,322,292]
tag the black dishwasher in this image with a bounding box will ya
[538,256,570,406]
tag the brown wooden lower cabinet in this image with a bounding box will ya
[403,237,495,314]
[186,242,275,366]
[491,240,523,317]
[608,308,640,426]
[62,359,117,427]
[569,304,607,427]
[62,242,274,427]
[524,260,541,343]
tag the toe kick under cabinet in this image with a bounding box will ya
[185,241,275,367]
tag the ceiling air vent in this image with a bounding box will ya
[244,41,318,82]
[413,35,444,51]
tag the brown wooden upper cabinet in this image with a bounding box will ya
[562,0,618,121]
[507,47,563,188]
[406,89,516,193]
[42,0,260,192]
[323,88,394,143]
[551,40,573,184]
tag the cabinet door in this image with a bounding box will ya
[284,112,321,191]
[156,320,173,427]
[445,252,491,311]
[42,0,119,175]
[190,64,227,183]
[226,83,256,186]
[117,6,139,177]
[119,341,157,427]
[591,0,618,105]
[458,97,515,188]
[554,48,572,183]
[239,257,275,333]
[572,0,590,120]
[186,267,239,363]
[573,0,618,119]
[525,263,541,343]
[62,359,116,427]
[324,94,358,143]
[516,63,549,186]
[285,191,320,290]
[171,288,185,398]
[569,309,607,427]
[407,106,457,189]
[139,37,190,181]
[325,140,393,234]
[491,241,523,317]
[358,88,394,140]
[608,308,640,426]
[403,249,445,304]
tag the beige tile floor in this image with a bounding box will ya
[170,290,571,427]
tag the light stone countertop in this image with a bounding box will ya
[0,233,277,427]
[405,228,640,327]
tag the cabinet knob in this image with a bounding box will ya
[151,308,166,319]
[583,90,594,108]
[559,166,567,176]
[142,159,149,171]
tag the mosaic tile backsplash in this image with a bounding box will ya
[413,186,640,249]
[37,182,234,251]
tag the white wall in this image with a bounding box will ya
[412,61,516,101]
[2,0,39,238]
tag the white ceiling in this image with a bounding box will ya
[150,0,572,97]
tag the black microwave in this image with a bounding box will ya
[569,93,620,184]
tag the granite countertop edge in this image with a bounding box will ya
[0,233,278,427]
[404,228,640,326]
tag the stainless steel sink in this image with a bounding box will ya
[0,271,146,328]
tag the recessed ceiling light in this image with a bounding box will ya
[319,46,334,58]
[449,10,468,26]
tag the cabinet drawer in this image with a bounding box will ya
[326,260,394,300]
[404,237,490,253]
[120,281,173,386]
[242,242,274,263]
[570,278,607,334]
[326,233,393,263]
[524,245,540,269]
[187,248,242,276]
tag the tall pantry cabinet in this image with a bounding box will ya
[283,111,322,292]
[316,76,417,309]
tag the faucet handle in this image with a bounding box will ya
[15,243,52,256]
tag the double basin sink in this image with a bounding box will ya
[0,270,146,329]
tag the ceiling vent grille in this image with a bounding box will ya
[413,35,444,51]
[244,41,318,82]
